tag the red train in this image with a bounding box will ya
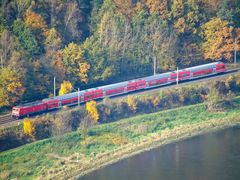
[12,62,226,118]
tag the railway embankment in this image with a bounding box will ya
[1,96,240,179]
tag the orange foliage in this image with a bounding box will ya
[24,10,48,36]
[145,0,169,19]
[114,0,135,18]
[202,18,239,61]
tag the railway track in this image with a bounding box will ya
[0,68,239,127]
[0,114,15,126]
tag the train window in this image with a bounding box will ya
[182,74,189,77]
[12,108,19,113]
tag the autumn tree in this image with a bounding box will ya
[11,0,32,19]
[114,0,135,18]
[202,0,222,14]
[86,100,99,122]
[171,0,184,20]
[127,95,138,112]
[151,95,161,107]
[58,80,72,96]
[0,67,24,107]
[201,18,239,61]
[23,118,35,138]
[62,42,90,83]
[145,0,169,20]
[24,9,48,37]
[44,28,62,54]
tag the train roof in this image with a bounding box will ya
[185,62,221,72]
[14,101,44,108]
[31,61,225,103]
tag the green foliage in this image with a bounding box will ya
[23,61,53,101]
[217,0,240,27]
[0,14,7,34]
[62,42,90,83]
[12,19,40,55]
[11,0,32,19]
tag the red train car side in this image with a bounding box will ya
[84,89,103,101]
[127,80,146,91]
[11,62,226,118]
[12,102,48,118]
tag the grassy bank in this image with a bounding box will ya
[1,97,240,179]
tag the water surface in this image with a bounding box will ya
[80,126,240,180]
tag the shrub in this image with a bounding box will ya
[34,117,52,140]
[23,118,35,138]
[127,95,138,112]
[206,85,222,112]
[86,100,99,122]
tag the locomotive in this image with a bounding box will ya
[12,62,225,118]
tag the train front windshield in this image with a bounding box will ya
[12,108,20,116]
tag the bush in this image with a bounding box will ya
[86,101,99,122]
[127,95,138,113]
[205,85,222,112]
[34,117,52,140]
[23,119,35,138]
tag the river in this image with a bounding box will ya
[79,126,240,180]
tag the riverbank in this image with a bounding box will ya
[1,97,240,180]
[73,119,240,180]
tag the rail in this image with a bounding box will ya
[0,68,239,127]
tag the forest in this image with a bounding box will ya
[0,0,239,109]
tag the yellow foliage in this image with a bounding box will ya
[62,43,90,83]
[86,101,99,122]
[23,118,35,137]
[127,95,137,112]
[201,18,239,61]
[98,13,108,35]
[79,62,90,84]
[174,17,186,33]
[44,28,62,51]
[59,80,72,95]
[0,67,24,107]
[151,96,161,107]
